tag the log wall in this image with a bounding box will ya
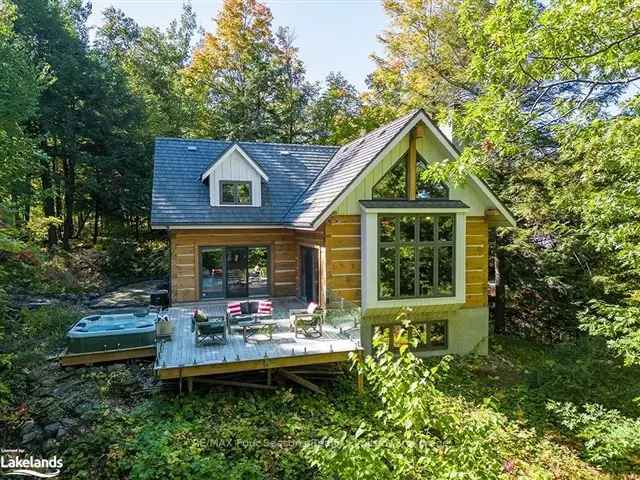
[325,215,362,304]
[464,216,489,308]
[170,228,298,303]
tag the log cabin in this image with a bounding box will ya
[151,109,516,356]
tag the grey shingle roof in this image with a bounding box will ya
[151,110,422,228]
[283,110,420,226]
[151,139,338,226]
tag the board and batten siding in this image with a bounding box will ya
[170,228,297,303]
[207,149,262,207]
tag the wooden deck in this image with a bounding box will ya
[155,298,362,380]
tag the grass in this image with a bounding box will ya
[439,335,640,428]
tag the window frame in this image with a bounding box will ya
[371,157,407,200]
[373,319,449,352]
[377,214,456,301]
[371,151,450,200]
[219,180,252,206]
[416,156,449,200]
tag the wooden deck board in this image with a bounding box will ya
[155,298,361,379]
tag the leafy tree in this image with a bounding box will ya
[184,0,280,140]
[370,0,640,348]
[96,3,197,139]
[0,0,44,224]
[271,26,319,143]
[309,72,363,144]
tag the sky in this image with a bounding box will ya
[87,0,389,91]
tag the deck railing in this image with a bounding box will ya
[325,289,361,338]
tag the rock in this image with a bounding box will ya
[56,427,68,439]
[44,422,62,437]
[43,439,58,452]
[107,363,126,372]
[21,420,37,435]
[61,417,78,428]
[21,429,43,445]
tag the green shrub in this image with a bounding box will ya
[304,318,593,479]
[547,401,640,471]
[99,238,168,281]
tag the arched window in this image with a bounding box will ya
[372,152,449,200]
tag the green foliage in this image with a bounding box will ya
[305,321,594,479]
[98,238,169,281]
[547,402,640,471]
[371,0,640,356]
[0,304,80,411]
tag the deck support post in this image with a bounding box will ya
[187,377,193,394]
[267,368,272,386]
[356,352,364,395]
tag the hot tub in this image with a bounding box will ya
[66,311,157,354]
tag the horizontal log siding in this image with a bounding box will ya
[326,215,362,304]
[170,228,298,303]
[464,216,489,308]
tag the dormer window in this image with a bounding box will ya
[201,143,269,207]
[220,181,252,205]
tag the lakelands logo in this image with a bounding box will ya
[1,449,62,478]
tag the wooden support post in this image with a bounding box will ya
[408,127,417,200]
[267,368,272,386]
[187,377,193,394]
[193,377,277,390]
[356,352,364,395]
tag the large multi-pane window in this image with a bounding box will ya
[378,214,455,299]
[374,319,448,351]
[372,152,449,200]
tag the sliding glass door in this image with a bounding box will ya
[201,248,225,299]
[248,247,269,296]
[226,247,249,298]
[201,246,270,299]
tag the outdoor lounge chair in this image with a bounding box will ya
[289,302,324,338]
[192,309,227,346]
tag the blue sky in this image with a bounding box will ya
[87,0,389,91]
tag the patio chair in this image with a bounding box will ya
[290,302,325,338]
[192,309,227,346]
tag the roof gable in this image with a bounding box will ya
[201,143,269,182]
[285,109,516,229]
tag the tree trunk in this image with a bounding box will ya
[62,157,75,250]
[40,160,58,248]
[92,198,99,245]
[494,233,506,334]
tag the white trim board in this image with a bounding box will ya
[201,143,269,182]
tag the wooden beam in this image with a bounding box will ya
[156,350,354,380]
[278,369,323,394]
[60,346,155,367]
[192,377,277,390]
[408,128,417,200]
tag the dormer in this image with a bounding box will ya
[201,143,268,207]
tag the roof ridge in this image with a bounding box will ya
[155,136,340,149]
